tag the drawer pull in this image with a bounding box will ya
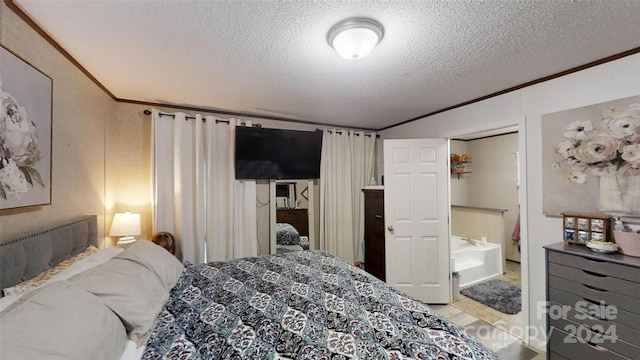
[584,310,607,321]
[588,324,614,335]
[581,298,610,320]
[582,256,605,263]
[586,341,609,352]
[582,297,606,306]
[583,284,607,292]
[375,214,382,219]
[590,325,604,334]
[582,270,607,278]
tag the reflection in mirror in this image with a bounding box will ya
[270,180,315,254]
[275,182,296,208]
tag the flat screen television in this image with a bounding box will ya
[235,127,323,179]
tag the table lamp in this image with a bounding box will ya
[109,211,141,246]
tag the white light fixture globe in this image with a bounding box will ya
[328,17,384,60]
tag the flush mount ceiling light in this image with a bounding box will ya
[327,17,384,60]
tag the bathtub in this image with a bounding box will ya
[451,235,503,287]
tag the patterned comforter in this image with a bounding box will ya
[143,251,497,359]
[276,223,301,245]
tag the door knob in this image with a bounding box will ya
[387,225,394,232]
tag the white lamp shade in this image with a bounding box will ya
[109,212,141,237]
[332,27,380,60]
[328,17,384,60]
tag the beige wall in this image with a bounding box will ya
[451,206,504,246]
[1,3,111,246]
[466,133,520,262]
[107,103,157,247]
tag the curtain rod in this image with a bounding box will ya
[143,110,376,136]
[144,109,263,126]
[143,109,227,123]
[318,128,380,138]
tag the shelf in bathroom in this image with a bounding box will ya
[451,171,471,179]
[450,161,471,179]
[451,204,509,213]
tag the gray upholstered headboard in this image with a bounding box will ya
[0,215,98,291]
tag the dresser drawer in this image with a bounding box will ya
[549,288,640,332]
[549,305,640,359]
[549,327,629,360]
[549,299,640,347]
[364,231,384,251]
[364,191,383,215]
[548,275,639,315]
[548,262,640,299]
[546,244,640,360]
[365,202,383,217]
[548,251,640,284]
[365,247,385,268]
[365,217,384,237]
[364,246,385,281]
[276,209,309,236]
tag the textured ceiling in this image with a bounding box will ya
[13,0,640,130]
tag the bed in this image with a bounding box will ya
[1,215,498,360]
[276,208,310,254]
[276,222,308,253]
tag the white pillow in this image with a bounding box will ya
[114,240,184,291]
[70,257,169,346]
[46,246,124,284]
[0,280,128,360]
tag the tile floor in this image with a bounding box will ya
[429,261,545,360]
[453,261,524,339]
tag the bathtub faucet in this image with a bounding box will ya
[461,237,477,246]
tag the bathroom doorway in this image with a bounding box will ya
[448,125,526,340]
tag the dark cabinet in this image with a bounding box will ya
[276,209,309,237]
[363,189,385,281]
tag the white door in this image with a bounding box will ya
[383,138,450,304]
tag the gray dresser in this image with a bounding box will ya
[545,243,640,360]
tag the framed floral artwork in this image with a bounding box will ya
[0,45,52,210]
[542,95,640,216]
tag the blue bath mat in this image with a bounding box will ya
[460,279,521,314]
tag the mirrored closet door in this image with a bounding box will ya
[269,180,315,254]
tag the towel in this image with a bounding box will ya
[512,213,521,252]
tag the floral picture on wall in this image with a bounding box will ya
[0,45,52,210]
[542,95,640,216]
